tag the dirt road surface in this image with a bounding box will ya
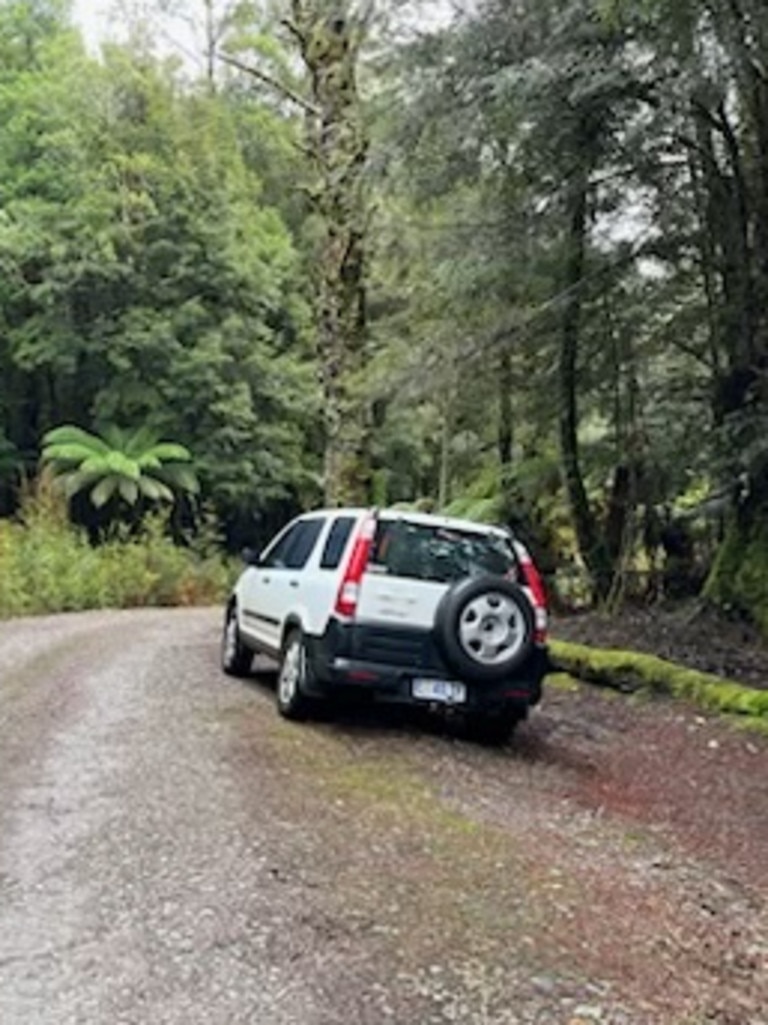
[0,608,766,1025]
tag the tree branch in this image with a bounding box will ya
[281,17,306,51]
[690,96,729,135]
[216,51,319,115]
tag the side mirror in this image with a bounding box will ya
[241,547,262,566]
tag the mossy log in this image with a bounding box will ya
[549,639,768,721]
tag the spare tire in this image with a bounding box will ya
[434,575,535,683]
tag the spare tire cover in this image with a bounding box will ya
[434,575,535,683]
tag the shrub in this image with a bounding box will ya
[0,477,232,618]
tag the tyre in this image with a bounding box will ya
[276,629,315,721]
[435,575,535,684]
[221,604,253,677]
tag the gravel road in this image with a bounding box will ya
[0,608,766,1025]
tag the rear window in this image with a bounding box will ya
[368,520,518,584]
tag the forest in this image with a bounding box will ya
[1,0,768,634]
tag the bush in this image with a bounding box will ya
[0,479,232,618]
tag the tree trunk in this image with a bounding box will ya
[558,167,613,600]
[438,409,450,509]
[706,485,768,636]
[203,0,216,90]
[289,2,371,506]
[692,103,756,381]
[498,350,513,471]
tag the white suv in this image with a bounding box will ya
[221,508,549,743]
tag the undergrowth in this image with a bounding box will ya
[0,479,232,618]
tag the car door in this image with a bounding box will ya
[240,517,326,656]
[265,516,327,650]
[238,520,303,653]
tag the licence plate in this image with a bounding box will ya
[412,678,467,704]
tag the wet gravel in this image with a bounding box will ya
[0,608,766,1024]
[0,610,323,1024]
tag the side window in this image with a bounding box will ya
[260,522,303,569]
[320,516,355,570]
[282,518,325,570]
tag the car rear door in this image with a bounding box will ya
[353,516,521,630]
[353,518,451,629]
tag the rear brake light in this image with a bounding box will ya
[516,544,548,644]
[334,513,376,619]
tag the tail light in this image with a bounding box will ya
[516,543,548,644]
[334,513,376,619]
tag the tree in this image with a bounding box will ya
[384,0,768,622]
[41,424,199,511]
[285,2,373,505]
[598,0,768,626]
[225,2,374,506]
[0,17,319,543]
[374,1,659,588]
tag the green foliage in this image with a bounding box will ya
[0,478,231,617]
[0,15,318,539]
[42,424,199,509]
[368,0,768,612]
[443,466,506,524]
[2,0,768,618]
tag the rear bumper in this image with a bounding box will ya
[304,620,548,712]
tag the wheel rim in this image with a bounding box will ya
[458,591,526,666]
[223,613,238,665]
[278,638,302,705]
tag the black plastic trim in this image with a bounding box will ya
[243,609,280,628]
[303,620,548,711]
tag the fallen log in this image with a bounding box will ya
[549,639,768,723]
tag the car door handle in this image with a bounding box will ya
[261,576,271,584]
[289,580,299,589]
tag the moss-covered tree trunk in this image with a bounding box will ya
[289,2,371,506]
[706,490,768,636]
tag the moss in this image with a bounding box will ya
[268,724,495,854]
[733,716,768,738]
[549,639,768,722]
[705,510,768,638]
[545,672,582,693]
